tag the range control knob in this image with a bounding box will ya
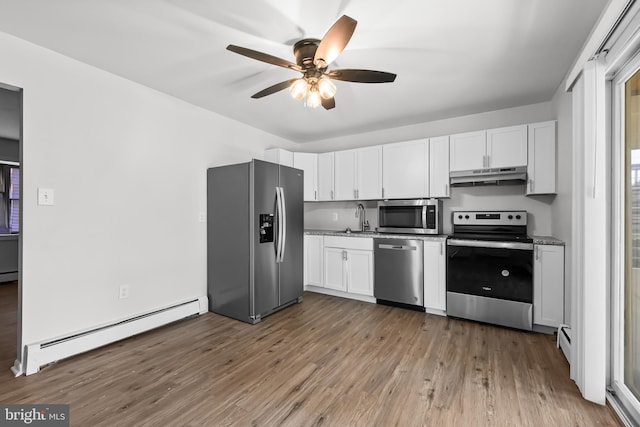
[458,215,463,219]
[516,214,522,220]
[508,215,513,220]
[465,215,470,219]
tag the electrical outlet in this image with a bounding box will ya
[119,284,129,299]
[198,212,206,223]
[332,213,339,221]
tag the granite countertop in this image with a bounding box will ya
[306,229,564,245]
[304,229,448,241]
[531,236,565,246]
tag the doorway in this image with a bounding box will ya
[0,83,22,375]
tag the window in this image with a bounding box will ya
[9,167,18,233]
[0,164,19,234]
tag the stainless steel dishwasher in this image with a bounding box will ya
[374,238,424,309]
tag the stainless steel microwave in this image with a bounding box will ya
[377,199,443,235]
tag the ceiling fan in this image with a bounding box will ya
[226,15,397,110]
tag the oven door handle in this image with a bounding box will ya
[447,239,533,251]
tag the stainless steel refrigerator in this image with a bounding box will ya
[207,159,304,324]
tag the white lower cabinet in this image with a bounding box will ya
[345,249,374,296]
[423,240,447,313]
[323,247,347,291]
[304,235,323,288]
[322,236,374,297]
[533,244,565,328]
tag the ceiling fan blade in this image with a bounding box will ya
[251,79,298,99]
[227,45,302,72]
[327,69,396,83]
[314,15,357,68]
[322,97,336,110]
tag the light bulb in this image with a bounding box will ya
[318,78,336,99]
[306,89,321,108]
[289,79,308,100]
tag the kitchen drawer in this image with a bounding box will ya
[324,236,373,251]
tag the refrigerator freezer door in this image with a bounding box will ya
[252,160,280,318]
[278,165,304,306]
[207,163,251,321]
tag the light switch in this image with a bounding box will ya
[38,188,55,206]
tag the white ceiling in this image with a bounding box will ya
[0,0,609,143]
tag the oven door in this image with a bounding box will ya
[446,239,533,330]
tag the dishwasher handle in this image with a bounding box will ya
[377,243,418,251]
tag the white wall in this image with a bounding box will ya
[0,31,295,347]
[551,79,573,324]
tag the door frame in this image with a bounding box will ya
[0,81,23,376]
[610,46,640,423]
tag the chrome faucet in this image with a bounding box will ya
[355,203,369,232]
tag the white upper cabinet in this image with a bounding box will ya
[449,131,486,172]
[450,126,527,172]
[332,146,383,201]
[429,136,450,198]
[382,139,429,199]
[293,152,318,201]
[264,148,294,167]
[356,145,383,200]
[486,125,528,168]
[527,121,557,195]
[334,149,357,200]
[317,152,335,201]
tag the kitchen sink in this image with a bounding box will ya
[343,228,376,234]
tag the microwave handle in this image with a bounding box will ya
[422,206,427,229]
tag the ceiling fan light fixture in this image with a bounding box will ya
[289,79,308,100]
[318,78,336,99]
[306,88,321,108]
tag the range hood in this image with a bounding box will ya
[450,166,527,187]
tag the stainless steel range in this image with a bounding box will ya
[446,210,533,330]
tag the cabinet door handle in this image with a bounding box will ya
[445,183,449,197]
[440,242,443,255]
[382,187,385,198]
[535,246,539,260]
[314,190,317,200]
[331,190,334,200]
[487,155,491,168]
[482,155,486,168]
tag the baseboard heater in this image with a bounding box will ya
[24,296,208,375]
[557,324,571,363]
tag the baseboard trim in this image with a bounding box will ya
[305,286,376,304]
[23,296,208,376]
[10,359,23,377]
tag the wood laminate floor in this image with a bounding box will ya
[0,291,622,426]
[0,281,17,371]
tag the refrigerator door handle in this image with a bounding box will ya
[280,187,287,262]
[275,186,283,263]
